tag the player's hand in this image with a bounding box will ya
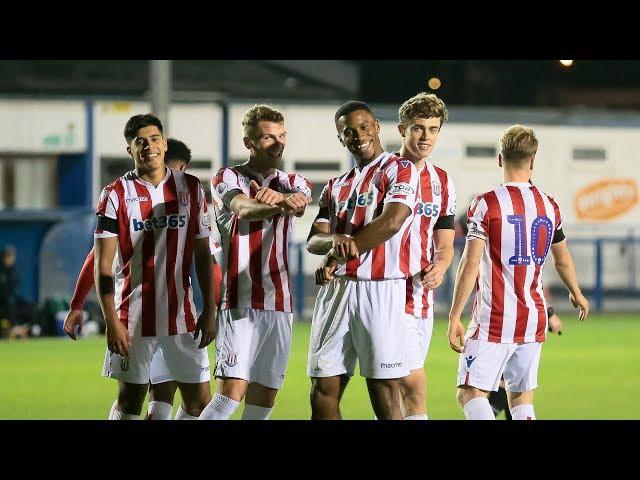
[63,309,84,340]
[421,262,446,290]
[447,317,466,353]
[279,192,312,216]
[315,257,338,285]
[250,180,284,206]
[194,308,216,349]
[548,313,563,335]
[106,320,131,357]
[332,235,359,261]
[569,291,589,321]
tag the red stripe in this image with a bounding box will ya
[335,172,354,234]
[114,181,134,331]
[282,216,292,312]
[248,181,265,309]
[484,192,504,342]
[405,276,415,315]
[163,175,179,335]
[181,175,199,332]
[348,164,379,277]
[507,186,529,342]
[226,217,240,309]
[419,167,434,318]
[268,177,284,311]
[436,167,449,217]
[133,181,155,337]
[530,187,549,342]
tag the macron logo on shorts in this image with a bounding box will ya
[465,355,476,368]
[380,362,403,369]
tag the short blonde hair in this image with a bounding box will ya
[398,92,448,127]
[242,105,284,141]
[500,125,538,162]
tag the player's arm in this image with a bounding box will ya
[422,218,456,290]
[448,237,484,353]
[352,202,412,253]
[64,248,96,340]
[193,236,216,348]
[95,235,131,357]
[212,256,222,306]
[550,239,589,320]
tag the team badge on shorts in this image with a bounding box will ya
[120,357,130,371]
[225,352,238,368]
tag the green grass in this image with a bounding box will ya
[1,313,638,419]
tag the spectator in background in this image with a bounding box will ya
[0,245,34,339]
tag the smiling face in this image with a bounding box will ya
[127,125,167,172]
[399,116,442,162]
[244,120,287,170]
[336,109,383,164]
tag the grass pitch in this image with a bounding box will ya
[0,313,638,419]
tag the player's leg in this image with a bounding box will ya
[199,308,253,420]
[310,375,351,420]
[102,337,155,419]
[307,278,356,419]
[487,378,510,419]
[503,342,542,420]
[241,310,293,419]
[399,314,433,420]
[456,339,517,420]
[157,332,213,419]
[354,279,409,420]
[146,382,178,420]
[146,348,177,419]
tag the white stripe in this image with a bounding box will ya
[173,173,188,334]
[521,186,541,342]
[151,186,169,337]
[261,219,276,311]
[495,187,517,343]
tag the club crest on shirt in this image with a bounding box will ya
[178,192,189,206]
[216,182,228,197]
[225,352,238,368]
[431,181,441,196]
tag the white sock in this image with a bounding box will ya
[463,397,496,420]
[147,401,173,420]
[510,403,536,420]
[241,404,273,420]
[174,405,199,420]
[404,413,428,420]
[108,401,141,420]
[198,394,240,420]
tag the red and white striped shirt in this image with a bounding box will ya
[95,167,210,338]
[465,182,564,344]
[211,164,312,313]
[405,161,457,318]
[316,152,419,280]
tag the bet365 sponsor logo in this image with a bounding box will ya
[132,214,186,231]
[338,192,374,212]
[414,202,440,217]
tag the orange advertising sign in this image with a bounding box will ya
[574,178,638,221]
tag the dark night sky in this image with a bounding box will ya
[358,60,640,108]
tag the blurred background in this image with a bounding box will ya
[0,60,638,419]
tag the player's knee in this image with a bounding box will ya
[368,378,399,402]
[456,387,471,407]
[310,378,340,407]
[117,384,148,414]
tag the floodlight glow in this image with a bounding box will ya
[428,77,442,89]
[560,60,574,67]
